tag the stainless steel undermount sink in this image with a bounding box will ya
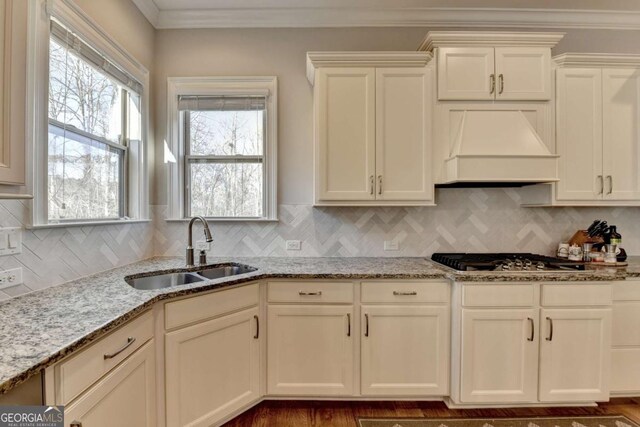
[125,263,257,290]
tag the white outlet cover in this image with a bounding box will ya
[286,240,302,251]
[0,267,23,290]
[384,241,399,251]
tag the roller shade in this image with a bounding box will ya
[178,94,268,112]
[50,19,143,94]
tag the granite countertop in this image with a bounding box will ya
[0,255,635,395]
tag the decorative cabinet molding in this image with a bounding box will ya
[308,53,434,206]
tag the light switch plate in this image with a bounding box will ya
[0,227,21,256]
[0,267,23,290]
[285,240,302,251]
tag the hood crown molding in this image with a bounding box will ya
[419,31,565,51]
[306,51,432,84]
[130,2,640,30]
[554,53,640,68]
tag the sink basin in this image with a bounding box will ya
[125,263,257,290]
[197,264,257,279]
[126,272,205,290]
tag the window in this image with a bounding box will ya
[167,77,277,221]
[46,21,142,222]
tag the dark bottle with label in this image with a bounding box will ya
[609,225,622,246]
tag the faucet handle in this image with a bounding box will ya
[198,250,207,266]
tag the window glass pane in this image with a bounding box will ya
[49,38,123,143]
[189,110,264,156]
[48,125,123,220]
[189,162,263,217]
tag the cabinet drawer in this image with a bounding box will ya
[613,281,640,301]
[612,301,640,346]
[361,281,449,303]
[55,311,153,405]
[611,348,640,394]
[541,283,612,307]
[462,284,536,307]
[165,283,259,330]
[268,281,353,303]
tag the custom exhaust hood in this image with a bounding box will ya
[440,110,559,185]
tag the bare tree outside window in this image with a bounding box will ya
[47,35,136,221]
[185,99,266,218]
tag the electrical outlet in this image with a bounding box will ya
[384,241,399,251]
[195,240,211,251]
[0,267,22,290]
[285,240,302,251]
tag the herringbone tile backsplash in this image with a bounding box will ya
[2,187,640,299]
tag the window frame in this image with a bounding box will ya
[27,0,150,228]
[167,77,278,221]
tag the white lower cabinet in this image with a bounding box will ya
[361,305,449,396]
[611,281,640,395]
[165,306,261,427]
[455,282,613,406]
[538,308,611,402]
[267,305,354,396]
[64,340,156,427]
[460,309,539,403]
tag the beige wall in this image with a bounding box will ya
[153,27,640,205]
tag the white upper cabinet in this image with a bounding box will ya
[375,68,432,201]
[421,32,562,101]
[315,68,376,201]
[437,47,550,101]
[602,68,640,201]
[556,68,604,201]
[549,54,640,205]
[494,47,551,100]
[437,48,495,100]
[307,52,434,206]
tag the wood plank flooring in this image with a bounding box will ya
[223,398,640,427]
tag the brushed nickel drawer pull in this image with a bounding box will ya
[546,317,553,341]
[527,317,534,342]
[490,74,495,94]
[364,313,369,337]
[103,337,136,360]
[598,175,604,195]
[378,175,383,195]
[254,315,259,339]
[299,291,322,296]
[607,175,613,195]
[370,175,374,195]
[498,73,504,94]
[347,313,351,337]
[393,291,417,296]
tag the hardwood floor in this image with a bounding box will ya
[223,399,640,427]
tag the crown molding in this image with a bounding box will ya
[306,51,433,84]
[130,3,640,30]
[554,53,640,68]
[419,31,565,51]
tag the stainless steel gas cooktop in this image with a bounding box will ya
[431,252,586,272]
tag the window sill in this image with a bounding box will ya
[28,219,152,230]
[165,217,279,223]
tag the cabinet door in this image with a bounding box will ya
[165,307,261,427]
[64,340,156,427]
[460,309,538,403]
[316,68,376,201]
[539,308,611,402]
[267,305,354,396]
[495,47,551,100]
[602,68,640,201]
[437,47,495,100]
[375,68,433,201]
[556,68,603,201]
[361,305,448,396]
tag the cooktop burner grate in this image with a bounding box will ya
[431,252,585,271]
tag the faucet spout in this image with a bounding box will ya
[186,216,213,267]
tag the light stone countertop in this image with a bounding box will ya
[0,255,634,395]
